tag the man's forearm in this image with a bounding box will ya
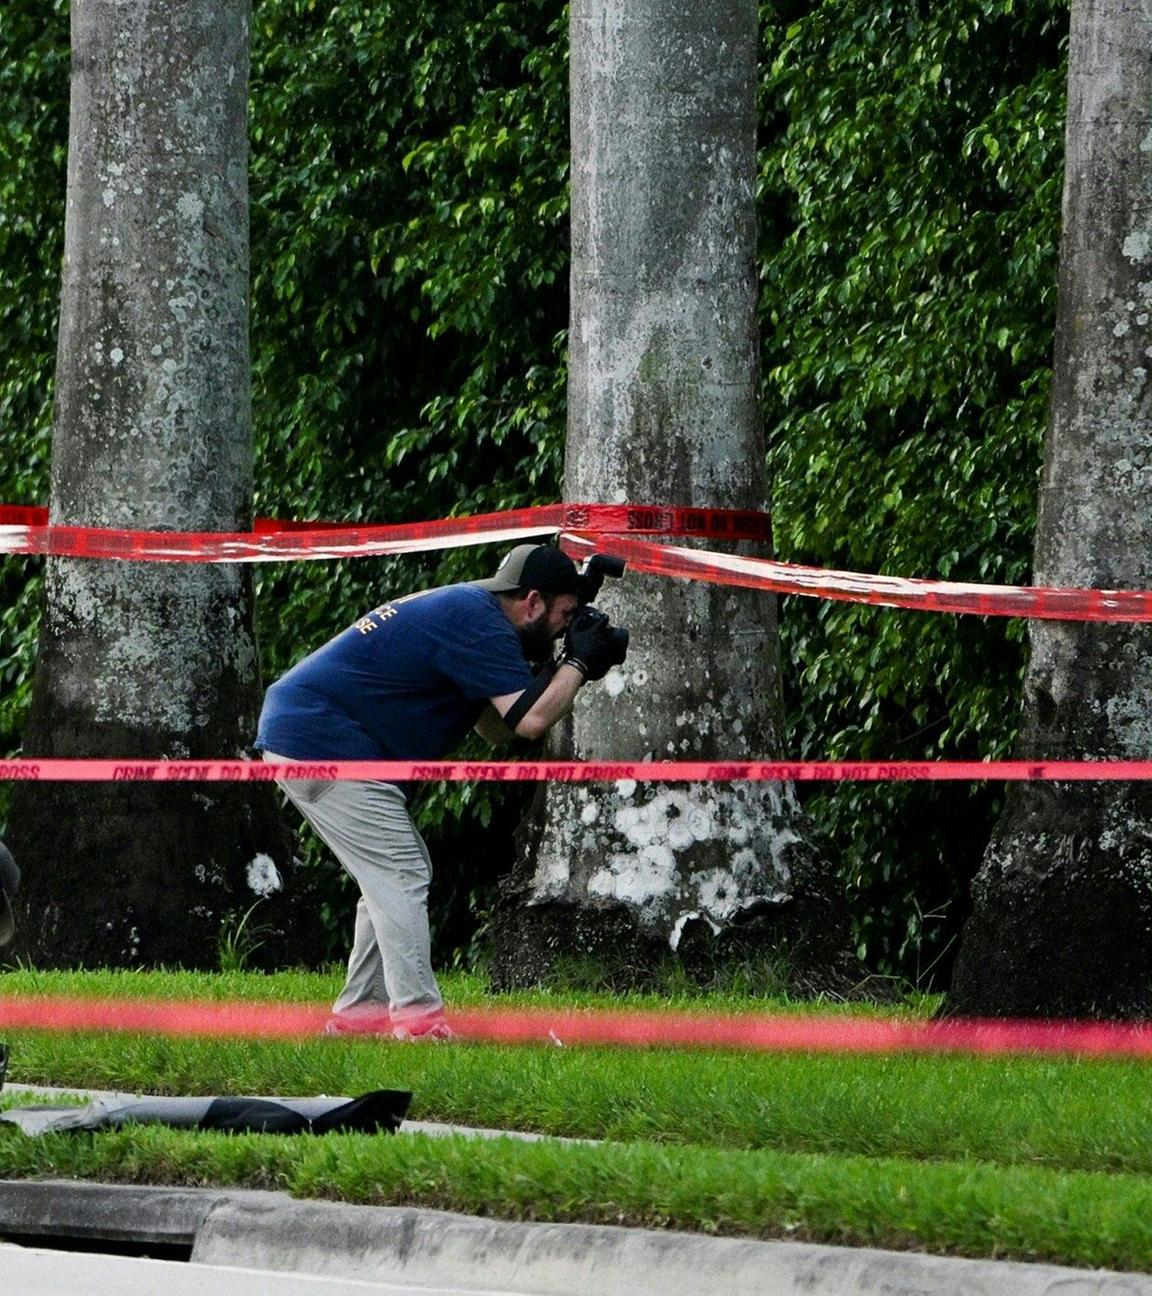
[513,662,585,740]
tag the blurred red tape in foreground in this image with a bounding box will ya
[2,758,1152,782]
[0,994,1150,1058]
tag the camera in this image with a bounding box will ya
[576,553,626,606]
[573,555,629,666]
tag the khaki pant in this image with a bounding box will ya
[264,755,442,1024]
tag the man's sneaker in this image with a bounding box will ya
[322,1008,392,1036]
[391,1014,455,1043]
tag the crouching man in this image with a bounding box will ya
[254,544,627,1040]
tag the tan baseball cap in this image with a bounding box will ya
[474,544,580,596]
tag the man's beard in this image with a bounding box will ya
[518,619,556,662]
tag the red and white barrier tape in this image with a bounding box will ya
[0,503,770,563]
[0,994,1149,1057]
[1,758,1151,782]
[563,532,1152,623]
[6,498,1150,622]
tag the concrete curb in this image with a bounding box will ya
[0,1179,1149,1295]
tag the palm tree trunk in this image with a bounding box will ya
[5,0,307,969]
[489,0,852,989]
[950,0,1152,1016]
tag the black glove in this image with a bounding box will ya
[562,606,629,682]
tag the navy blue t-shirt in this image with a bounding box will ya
[255,584,534,761]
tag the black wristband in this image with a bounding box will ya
[560,655,590,679]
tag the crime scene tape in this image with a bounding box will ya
[0,994,1150,1057]
[0,502,771,562]
[563,532,1152,623]
[7,497,1152,621]
[2,758,1152,782]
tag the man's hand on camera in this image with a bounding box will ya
[562,606,629,682]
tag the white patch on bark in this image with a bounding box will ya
[533,853,571,898]
[1123,231,1151,263]
[167,293,196,321]
[589,844,677,904]
[176,191,205,222]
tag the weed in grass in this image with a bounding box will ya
[217,902,278,974]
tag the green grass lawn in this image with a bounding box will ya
[1,968,1150,1271]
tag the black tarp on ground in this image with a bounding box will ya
[0,1090,411,1136]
